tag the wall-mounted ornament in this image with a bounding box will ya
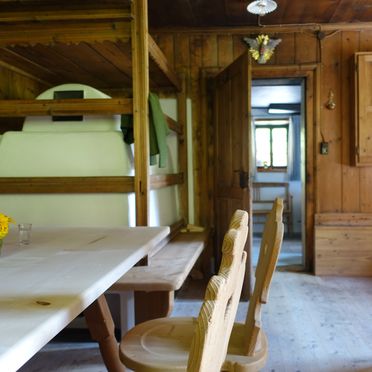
[326,89,336,110]
[243,34,281,64]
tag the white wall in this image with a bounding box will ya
[0,84,183,228]
[149,98,181,226]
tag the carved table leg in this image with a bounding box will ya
[84,294,125,372]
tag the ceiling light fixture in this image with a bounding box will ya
[267,103,301,114]
[247,0,277,16]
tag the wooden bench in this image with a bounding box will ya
[252,182,293,235]
[108,222,210,329]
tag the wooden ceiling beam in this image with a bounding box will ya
[0,47,60,85]
[0,98,133,117]
[10,43,112,90]
[90,41,133,81]
[0,21,131,47]
[0,59,51,86]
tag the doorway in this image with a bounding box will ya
[251,78,305,270]
[206,62,317,275]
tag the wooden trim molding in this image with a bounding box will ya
[0,176,134,194]
[253,63,320,272]
[315,213,372,226]
[150,22,372,35]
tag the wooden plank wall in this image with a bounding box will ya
[152,31,372,215]
[2,26,372,274]
[153,28,372,275]
[315,213,372,276]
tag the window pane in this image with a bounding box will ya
[272,128,288,166]
[255,128,271,167]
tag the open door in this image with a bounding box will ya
[213,51,252,298]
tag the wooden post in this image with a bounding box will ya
[177,71,189,223]
[132,0,149,226]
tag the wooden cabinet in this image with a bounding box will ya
[353,52,372,166]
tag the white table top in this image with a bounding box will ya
[0,225,169,372]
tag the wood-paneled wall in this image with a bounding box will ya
[2,25,372,273]
[0,65,47,133]
[153,28,372,230]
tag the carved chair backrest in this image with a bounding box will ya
[187,210,249,372]
[243,198,284,356]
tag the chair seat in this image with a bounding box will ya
[120,317,195,371]
[120,317,268,372]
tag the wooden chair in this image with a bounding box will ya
[252,182,292,235]
[119,209,249,372]
[222,197,284,371]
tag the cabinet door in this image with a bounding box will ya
[354,52,372,166]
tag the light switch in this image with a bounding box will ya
[320,142,329,155]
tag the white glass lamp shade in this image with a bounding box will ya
[247,0,277,16]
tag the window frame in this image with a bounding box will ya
[254,118,289,172]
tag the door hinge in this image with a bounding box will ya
[233,169,250,189]
[239,170,249,189]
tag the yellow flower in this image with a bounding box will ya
[257,34,269,45]
[0,213,14,240]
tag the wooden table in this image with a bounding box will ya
[0,226,169,372]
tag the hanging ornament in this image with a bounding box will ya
[243,34,281,64]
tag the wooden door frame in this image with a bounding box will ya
[252,64,320,271]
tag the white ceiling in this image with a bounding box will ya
[251,85,302,108]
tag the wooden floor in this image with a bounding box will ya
[253,236,303,268]
[19,242,372,372]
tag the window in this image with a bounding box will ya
[53,90,84,122]
[254,118,289,171]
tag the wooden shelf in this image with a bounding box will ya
[0,98,133,117]
[0,2,180,92]
[0,176,135,194]
[0,173,184,194]
[150,173,184,189]
[0,0,185,229]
